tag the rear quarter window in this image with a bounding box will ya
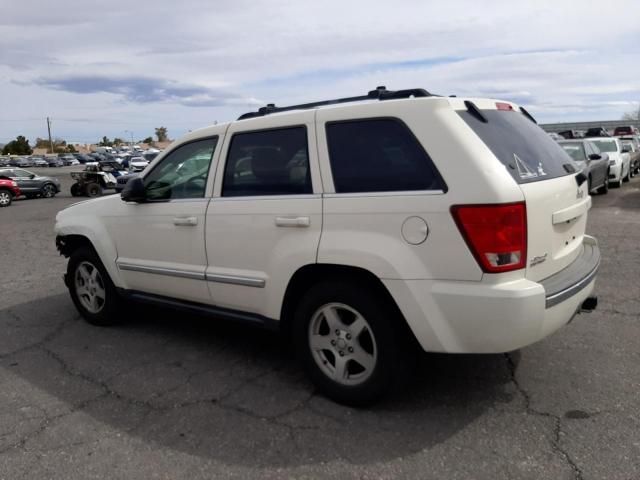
[325,118,445,193]
[459,109,575,184]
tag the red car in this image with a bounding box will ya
[0,178,21,207]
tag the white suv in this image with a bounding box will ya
[55,87,600,405]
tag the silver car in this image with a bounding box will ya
[0,167,61,198]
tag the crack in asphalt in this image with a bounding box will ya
[504,353,584,480]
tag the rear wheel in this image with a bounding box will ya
[293,281,414,406]
[85,182,102,197]
[70,183,81,197]
[597,175,609,194]
[67,246,123,326]
[41,183,57,198]
[0,190,12,207]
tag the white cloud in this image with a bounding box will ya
[1,0,639,142]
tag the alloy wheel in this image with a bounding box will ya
[308,303,378,386]
[74,261,106,314]
[0,191,10,206]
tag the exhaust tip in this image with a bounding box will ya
[581,296,598,312]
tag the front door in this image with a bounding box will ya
[205,112,323,320]
[105,136,221,304]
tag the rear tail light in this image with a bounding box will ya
[451,202,527,273]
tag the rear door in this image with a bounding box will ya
[459,104,589,282]
[205,112,323,319]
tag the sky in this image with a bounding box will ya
[1,0,639,144]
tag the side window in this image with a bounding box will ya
[325,119,443,193]
[144,137,217,201]
[222,127,311,197]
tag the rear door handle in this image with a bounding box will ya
[275,216,310,228]
[173,216,198,226]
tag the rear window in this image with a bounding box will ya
[588,140,618,153]
[459,109,575,184]
[560,142,586,161]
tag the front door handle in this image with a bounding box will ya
[173,216,198,226]
[275,216,310,228]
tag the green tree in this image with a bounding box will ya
[66,144,77,153]
[113,137,125,146]
[2,135,33,155]
[155,127,168,142]
[142,136,153,144]
[99,136,113,147]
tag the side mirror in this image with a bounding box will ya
[121,177,146,203]
[29,174,36,179]
[588,153,601,161]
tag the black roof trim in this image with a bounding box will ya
[237,86,434,120]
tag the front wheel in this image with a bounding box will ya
[85,182,102,197]
[293,281,414,406]
[623,167,630,182]
[67,247,123,326]
[0,190,12,207]
[70,183,81,197]
[41,183,57,198]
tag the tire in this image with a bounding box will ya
[70,183,81,197]
[41,183,57,198]
[597,175,609,194]
[85,182,102,197]
[0,189,12,207]
[623,167,630,183]
[67,246,123,326]
[293,281,415,406]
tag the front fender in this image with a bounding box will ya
[55,209,123,288]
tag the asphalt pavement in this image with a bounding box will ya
[0,167,639,479]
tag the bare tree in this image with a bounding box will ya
[622,105,640,121]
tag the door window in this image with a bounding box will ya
[222,127,312,197]
[143,137,217,200]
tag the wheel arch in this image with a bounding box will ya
[279,263,417,345]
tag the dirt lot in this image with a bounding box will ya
[1,167,639,479]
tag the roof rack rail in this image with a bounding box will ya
[237,86,433,120]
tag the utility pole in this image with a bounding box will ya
[46,117,54,154]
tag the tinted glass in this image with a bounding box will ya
[588,140,617,153]
[326,119,443,193]
[561,142,586,161]
[223,127,311,197]
[459,110,573,184]
[144,137,217,200]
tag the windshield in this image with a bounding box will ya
[560,143,586,161]
[589,140,617,153]
[459,109,574,184]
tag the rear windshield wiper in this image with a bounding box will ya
[464,100,488,123]
[520,106,537,124]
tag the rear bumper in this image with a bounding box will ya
[383,236,600,354]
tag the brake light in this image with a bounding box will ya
[451,202,527,273]
[495,102,514,111]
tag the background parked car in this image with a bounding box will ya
[8,157,33,167]
[585,127,610,138]
[0,157,10,167]
[46,157,64,168]
[0,167,61,198]
[618,137,640,174]
[586,137,630,187]
[31,157,49,167]
[559,140,610,194]
[0,178,21,207]
[614,125,639,136]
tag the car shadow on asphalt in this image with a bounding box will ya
[1,294,517,467]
